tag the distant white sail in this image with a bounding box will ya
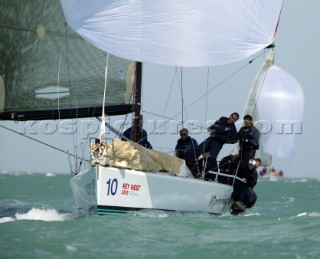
[60,0,283,67]
[245,51,304,160]
[256,64,304,158]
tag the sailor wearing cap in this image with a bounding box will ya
[248,158,256,169]
[231,158,260,214]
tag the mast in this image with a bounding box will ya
[132,62,142,143]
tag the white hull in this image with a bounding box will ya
[70,166,234,215]
[259,174,283,181]
[269,172,283,182]
[70,167,97,209]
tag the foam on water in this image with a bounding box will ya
[308,212,320,217]
[243,212,261,217]
[16,208,71,221]
[0,170,58,177]
[65,244,78,252]
[297,212,308,217]
[0,217,15,223]
[296,212,320,217]
[0,208,72,223]
[46,172,56,177]
[132,210,170,218]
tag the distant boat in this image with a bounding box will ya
[1,0,289,214]
[259,166,284,181]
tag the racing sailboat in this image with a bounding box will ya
[0,0,285,214]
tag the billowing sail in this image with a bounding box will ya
[0,0,135,121]
[245,51,304,161]
[60,0,283,67]
[256,64,304,158]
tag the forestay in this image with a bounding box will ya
[60,0,283,67]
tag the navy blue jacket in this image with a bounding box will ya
[236,163,258,188]
[175,136,199,164]
[232,163,258,209]
[237,125,260,150]
[121,127,152,149]
[208,117,238,144]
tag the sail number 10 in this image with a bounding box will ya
[106,178,118,195]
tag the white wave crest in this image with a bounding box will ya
[15,208,71,222]
[0,217,15,223]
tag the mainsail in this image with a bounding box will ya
[244,51,304,168]
[0,0,135,121]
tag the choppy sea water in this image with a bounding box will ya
[1,171,320,259]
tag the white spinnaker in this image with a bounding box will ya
[256,65,304,158]
[60,0,283,67]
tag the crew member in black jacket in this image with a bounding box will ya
[198,112,239,181]
[175,128,200,178]
[237,114,260,164]
[232,158,261,213]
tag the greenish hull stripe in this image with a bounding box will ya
[97,209,127,215]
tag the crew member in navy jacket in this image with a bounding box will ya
[237,114,260,164]
[122,127,152,149]
[232,158,261,213]
[198,112,239,181]
[175,128,200,178]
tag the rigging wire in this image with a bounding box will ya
[181,68,190,123]
[187,58,260,112]
[150,67,180,147]
[139,51,268,154]
[204,67,210,133]
[180,67,184,126]
[149,66,179,146]
[162,68,178,116]
[201,66,211,151]
[0,124,89,162]
[198,67,212,176]
[142,53,265,137]
[178,67,191,127]
[63,24,92,173]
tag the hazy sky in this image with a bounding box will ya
[0,1,319,179]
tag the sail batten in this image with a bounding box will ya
[0,105,133,121]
